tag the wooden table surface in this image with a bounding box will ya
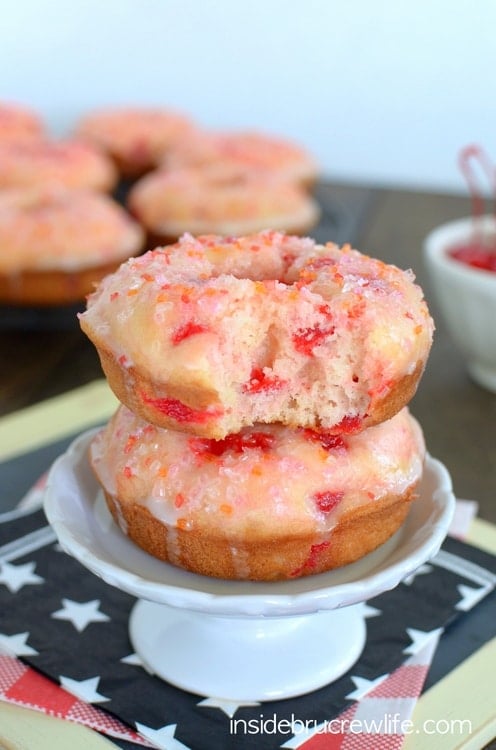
[1,180,495,522]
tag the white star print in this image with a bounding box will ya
[402,563,433,585]
[456,582,492,611]
[403,627,443,655]
[197,696,260,718]
[120,652,144,667]
[135,723,191,750]
[345,673,389,700]
[0,561,44,593]
[59,675,110,704]
[0,631,39,657]
[362,603,382,618]
[51,598,110,632]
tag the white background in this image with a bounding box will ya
[1,0,495,193]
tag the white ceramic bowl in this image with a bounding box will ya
[424,215,496,392]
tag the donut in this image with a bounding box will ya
[74,107,195,177]
[90,405,425,580]
[163,129,318,186]
[79,231,434,438]
[0,186,144,305]
[0,102,45,144]
[0,139,117,192]
[127,164,320,243]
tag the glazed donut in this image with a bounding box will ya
[127,164,320,242]
[0,187,144,305]
[90,405,425,580]
[74,107,195,177]
[0,139,117,192]
[163,129,318,186]
[0,102,45,144]
[79,231,434,438]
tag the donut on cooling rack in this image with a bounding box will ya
[90,404,425,581]
[127,163,320,243]
[0,186,144,305]
[74,106,196,177]
[0,102,46,145]
[162,128,318,187]
[0,139,117,192]
[79,231,433,438]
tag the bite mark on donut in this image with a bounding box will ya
[140,391,223,424]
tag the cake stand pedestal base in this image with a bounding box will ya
[129,599,367,701]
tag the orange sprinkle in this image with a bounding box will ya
[156,291,168,303]
[220,503,233,515]
[124,435,138,454]
[414,325,423,334]
[175,493,185,508]
[300,270,317,281]
[176,517,189,530]
[254,281,268,294]
[141,273,154,282]
[251,465,263,476]
[347,299,366,319]
[157,466,169,478]
[127,288,139,296]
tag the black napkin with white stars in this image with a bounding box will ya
[1,505,495,750]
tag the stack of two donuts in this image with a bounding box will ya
[80,231,434,581]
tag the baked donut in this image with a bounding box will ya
[0,139,117,192]
[74,107,195,177]
[90,405,425,580]
[79,231,434,438]
[163,129,318,186]
[0,102,45,144]
[127,164,320,242]
[0,186,144,305]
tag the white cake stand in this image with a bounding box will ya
[44,430,455,701]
